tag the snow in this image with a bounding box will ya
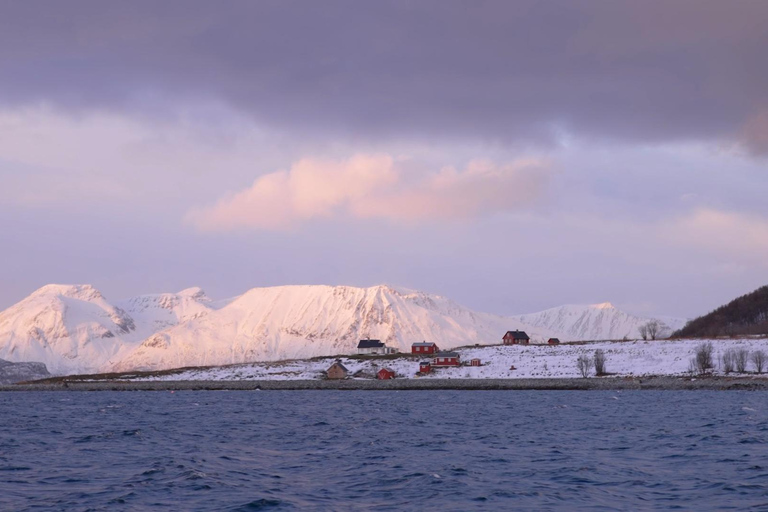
[0,282,698,375]
[111,284,558,372]
[129,338,768,381]
[514,303,687,341]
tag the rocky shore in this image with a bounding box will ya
[3,376,768,391]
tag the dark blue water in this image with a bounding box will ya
[1,391,767,511]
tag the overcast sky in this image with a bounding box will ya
[1,0,767,318]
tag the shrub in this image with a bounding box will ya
[734,348,750,373]
[593,349,607,376]
[691,342,714,375]
[721,349,735,374]
[576,355,593,378]
[752,350,766,374]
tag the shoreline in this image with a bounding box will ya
[3,376,768,391]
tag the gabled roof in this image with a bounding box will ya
[379,367,395,373]
[412,341,436,347]
[548,338,561,342]
[329,361,348,372]
[434,351,459,358]
[419,360,432,365]
[504,330,530,339]
[357,339,385,348]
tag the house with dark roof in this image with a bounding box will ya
[432,351,460,367]
[547,338,561,345]
[357,338,397,355]
[503,330,530,345]
[326,360,349,380]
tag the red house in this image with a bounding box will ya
[411,341,439,354]
[432,351,460,367]
[377,368,396,380]
[503,330,530,345]
[419,361,432,374]
[547,338,561,345]
[470,358,481,366]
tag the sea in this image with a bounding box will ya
[1,390,767,511]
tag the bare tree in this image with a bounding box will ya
[647,320,661,340]
[734,348,750,373]
[593,349,607,376]
[577,355,593,378]
[752,350,766,374]
[721,349,735,374]
[691,342,714,375]
[639,324,649,341]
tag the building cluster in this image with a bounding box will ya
[326,330,562,379]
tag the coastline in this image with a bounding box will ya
[3,376,768,392]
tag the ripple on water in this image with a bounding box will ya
[1,390,768,511]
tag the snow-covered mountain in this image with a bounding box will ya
[113,285,555,371]
[0,284,214,374]
[0,283,683,375]
[514,302,687,341]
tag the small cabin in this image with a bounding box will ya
[547,338,561,345]
[503,330,530,345]
[377,368,396,380]
[432,351,460,367]
[411,341,439,355]
[470,358,481,367]
[327,360,349,380]
[419,361,432,374]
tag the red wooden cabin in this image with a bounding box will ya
[503,330,530,345]
[411,341,439,354]
[377,368,396,380]
[432,351,460,367]
[419,361,432,373]
[470,358,481,366]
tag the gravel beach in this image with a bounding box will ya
[3,376,768,391]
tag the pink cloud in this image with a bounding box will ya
[187,154,551,231]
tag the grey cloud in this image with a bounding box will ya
[0,0,766,147]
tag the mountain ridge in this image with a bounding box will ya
[0,283,684,374]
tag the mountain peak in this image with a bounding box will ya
[30,284,104,302]
[177,287,208,300]
[592,302,615,309]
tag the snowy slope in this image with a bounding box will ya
[130,337,768,382]
[112,285,557,372]
[115,287,214,339]
[0,285,213,374]
[514,302,687,341]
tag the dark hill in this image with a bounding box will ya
[674,285,768,338]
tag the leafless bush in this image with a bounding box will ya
[576,355,593,378]
[734,348,749,373]
[647,320,661,340]
[751,350,766,374]
[690,342,714,375]
[721,349,735,374]
[593,349,607,376]
[639,324,648,341]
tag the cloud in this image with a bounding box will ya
[663,208,768,258]
[187,154,551,230]
[0,1,766,148]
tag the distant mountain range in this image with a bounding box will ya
[515,302,686,342]
[0,284,684,374]
[674,285,768,338]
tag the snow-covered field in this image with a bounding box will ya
[129,338,768,381]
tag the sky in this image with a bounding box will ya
[1,0,767,318]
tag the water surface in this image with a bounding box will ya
[1,391,767,510]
